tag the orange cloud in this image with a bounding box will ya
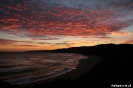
[111,32,131,36]
[0,0,133,52]
[124,40,133,44]
[0,0,133,38]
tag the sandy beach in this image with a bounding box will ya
[21,55,100,86]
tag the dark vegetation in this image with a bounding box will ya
[0,44,133,88]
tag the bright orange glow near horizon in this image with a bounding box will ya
[0,0,133,52]
[0,45,60,52]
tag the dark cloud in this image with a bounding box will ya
[0,0,133,37]
[89,36,113,39]
[0,38,15,45]
[52,41,75,47]
[0,38,35,45]
[110,0,133,10]
[18,44,39,47]
[37,42,53,45]
[32,36,61,40]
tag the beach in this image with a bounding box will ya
[1,44,133,88]
[22,55,100,86]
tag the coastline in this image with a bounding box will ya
[1,44,133,88]
[21,55,100,86]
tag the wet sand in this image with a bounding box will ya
[21,55,100,86]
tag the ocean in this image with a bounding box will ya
[0,52,87,85]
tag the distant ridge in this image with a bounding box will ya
[26,44,133,56]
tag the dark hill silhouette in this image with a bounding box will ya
[0,44,133,88]
[27,44,133,57]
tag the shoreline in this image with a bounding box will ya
[21,55,100,86]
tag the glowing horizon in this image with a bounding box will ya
[0,0,133,52]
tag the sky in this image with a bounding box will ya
[0,0,133,52]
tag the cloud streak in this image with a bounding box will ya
[111,32,131,36]
[0,0,133,37]
[0,38,16,45]
[0,38,36,46]
[124,39,133,44]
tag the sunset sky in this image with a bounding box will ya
[0,0,133,52]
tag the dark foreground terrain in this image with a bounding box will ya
[0,44,133,88]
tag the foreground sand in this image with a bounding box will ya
[22,55,100,86]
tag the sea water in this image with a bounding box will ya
[0,52,87,85]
